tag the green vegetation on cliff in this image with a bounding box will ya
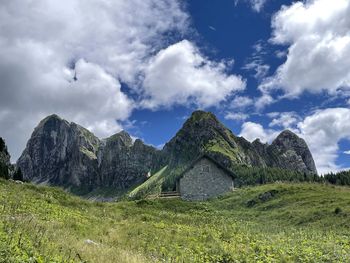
[1,179,350,262]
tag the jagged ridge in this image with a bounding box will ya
[17,114,163,196]
[16,111,317,197]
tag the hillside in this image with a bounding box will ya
[1,179,350,262]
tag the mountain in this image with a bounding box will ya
[17,114,163,195]
[130,111,317,197]
[98,131,164,189]
[267,130,317,174]
[0,137,11,179]
[17,111,317,197]
[162,111,266,168]
[162,111,316,174]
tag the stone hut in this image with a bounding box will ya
[176,155,235,201]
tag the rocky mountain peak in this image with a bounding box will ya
[269,129,317,174]
[183,110,221,130]
[37,114,67,128]
[188,110,218,121]
[274,129,299,142]
[17,115,163,192]
[105,130,133,148]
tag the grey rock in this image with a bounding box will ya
[17,114,163,192]
[162,110,266,169]
[17,114,100,188]
[98,132,163,189]
[266,130,317,174]
[0,137,11,178]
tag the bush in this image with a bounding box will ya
[334,207,342,214]
[13,168,23,181]
[0,163,9,179]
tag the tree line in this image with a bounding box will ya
[233,165,350,187]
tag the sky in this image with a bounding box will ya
[0,0,350,174]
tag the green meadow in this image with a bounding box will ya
[1,178,350,262]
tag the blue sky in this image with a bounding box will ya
[0,0,350,173]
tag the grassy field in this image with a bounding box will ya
[1,179,350,262]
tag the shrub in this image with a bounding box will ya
[334,207,342,214]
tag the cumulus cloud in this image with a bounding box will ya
[141,40,246,109]
[240,108,350,174]
[225,112,249,121]
[0,0,189,160]
[254,93,274,110]
[298,108,350,174]
[268,112,301,129]
[230,96,254,109]
[261,0,350,97]
[239,122,279,143]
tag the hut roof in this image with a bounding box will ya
[177,154,236,181]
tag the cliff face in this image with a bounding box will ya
[17,111,317,196]
[17,115,162,192]
[266,130,317,174]
[0,137,11,179]
[162,110,317,176]
[98,132,163,189]
[162,111,266,169]
[17,115,100,187]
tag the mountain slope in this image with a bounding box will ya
[17,115,163,195]
[17,111,317,197]
[162,111,266,167]
[98,131,164,189]
[131,111,317,196]
[1,179,350,262]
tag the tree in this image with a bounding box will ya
[13,167,23,181]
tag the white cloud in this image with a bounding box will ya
[239,122,279,143]
[243,41,270,80]
[250,0,268,12]
[275,50,287,59]
[344,151,350,155]
[240,108,350,174]
[230,96,254,109]
[268,112,300,129]
[225,112,249,121]
[255,93,274,110]
[236,0,268,12]
[0,0,189,160]
[243,61,270,80]
[261,0,350,97]
[141,40,246,109]
[298,108,350,174]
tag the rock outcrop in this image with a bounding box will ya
[162,110,316,174]
[98,132,164,189]
[0,137,11,179]
[17,114,100,188]
[162,111,266,169]
[266,130,317,174]
[17,115,162,192]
